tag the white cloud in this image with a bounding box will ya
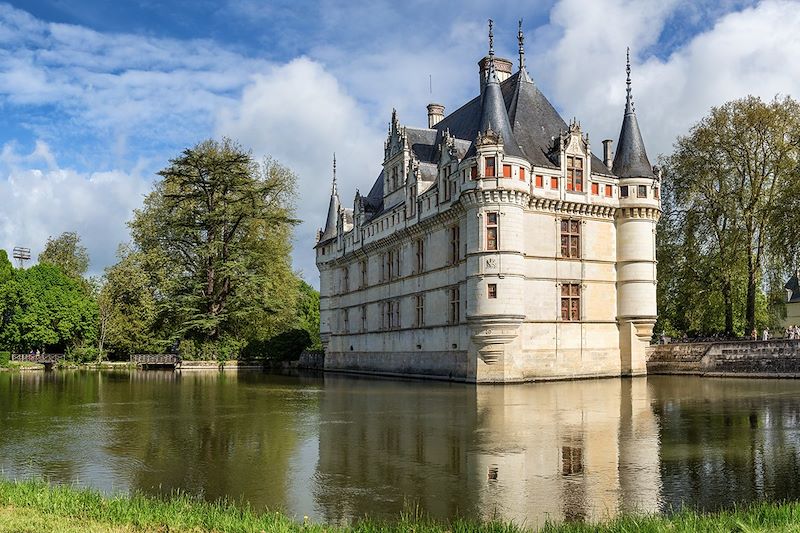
[0,141,150,274]
[216,57,384,281]
[532,0,800,160]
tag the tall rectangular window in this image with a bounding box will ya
[415,294,424,327]
[535,174,543,188]
[342,309,349,333]
[471,166,478,179]
[551,176,559,189]
[486,212,499,251]
[415,238,425,273]
[519,167,526,181]
[449,287,460,324]
[393,247,401,278]
[393,300,400,329]
[361,305,367,332]
[591,182,599,195]
[342,267,349,292]
[503,164,512,178]
[487,284,497,299]
[638,184,647,198]
[560,284,581,321]
[566,156,584,192]
[449,225,461,265]
[620,185,629,198]
[560,219,581,258]
[485,157,496,177]
[605,184,613,197]
[360,260,368,288]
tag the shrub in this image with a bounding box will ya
[0,351,10,367]
[66,346,100,363]
[243,329,311,362]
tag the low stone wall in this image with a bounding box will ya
[298,350,324,370]
[647,339,800,377]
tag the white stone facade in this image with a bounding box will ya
[316,41,660,383]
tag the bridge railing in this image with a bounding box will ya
[11,353,65,364]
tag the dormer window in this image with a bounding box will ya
[638,185,647,198]
[566,156,583,192]
[485,157,496,177]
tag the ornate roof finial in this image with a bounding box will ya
[332,152,337,190]
[518,19,525,71]
[489,19,494,59]
[625,47,634,114]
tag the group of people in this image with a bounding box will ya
[749,326,800,340]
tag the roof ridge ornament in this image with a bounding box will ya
[517,19,532,82]
[486,19,497,83]
[625,47,635,115]
[332,152,337,193]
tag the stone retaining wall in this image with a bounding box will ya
[647,339,800,377]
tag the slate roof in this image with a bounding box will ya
[320,181,340,241]
[612,110,654,178]
[358,67,617,222]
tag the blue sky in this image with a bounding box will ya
[0,0,796,285]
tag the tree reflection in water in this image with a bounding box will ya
[2,371,800,526]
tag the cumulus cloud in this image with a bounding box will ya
[216,57,384,281]
[0,141,149,274]
[531,0,800,160]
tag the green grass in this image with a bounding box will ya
[1,478,800,532]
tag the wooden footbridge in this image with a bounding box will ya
[11,353,65,368]
[130,354,182,369]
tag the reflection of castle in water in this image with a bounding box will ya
[313,376,661,525]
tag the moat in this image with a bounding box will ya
[2,370,800,527]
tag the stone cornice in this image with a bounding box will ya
[616,206,661,221]
[460,189,530,207]
[529,197,617,219]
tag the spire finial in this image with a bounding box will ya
[488,19,494,59]
[518,19,525,71]
[332,152,337,192]
[625,47,634,114]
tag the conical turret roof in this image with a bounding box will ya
[612,49,654,179]
[320,155,340,241]
[475,20,523,157]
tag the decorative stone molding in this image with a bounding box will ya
[467,314,524,365]
[529,197,616,219]
[615,206,661,221]
[460,189,530,207]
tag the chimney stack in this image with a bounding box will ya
[427,103,445,128]
[602,139,614,170]
[478,56,513,92]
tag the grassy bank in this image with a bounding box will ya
[2,479,800,532]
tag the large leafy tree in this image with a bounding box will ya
[38,231,90,279]
[98,246,164,357]
[129,138,298,344]
[0,264,97,352]
[658,96,800,336]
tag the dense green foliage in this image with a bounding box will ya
[0,351,9,367]
[38,231,90,280]
[0,139,320,361]
[657,96,800,338]
[0,264,97,352]
[99,138,317,360]
[3,478,800,532]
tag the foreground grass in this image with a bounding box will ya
[2,479,800,532]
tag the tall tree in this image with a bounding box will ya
[129,138,298,343]
[38,231,90,279]
[660,96,800,335]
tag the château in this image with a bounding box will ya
[315,22,661,383]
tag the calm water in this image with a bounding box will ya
[1,370,800,526]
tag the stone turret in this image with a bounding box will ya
[320,154,340,242]
[613,49,660,375]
